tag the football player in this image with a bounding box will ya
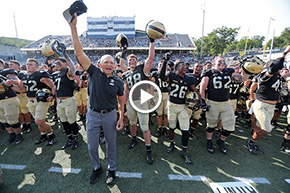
[188,62,203,139]
[200,56,248,154]
[22,58,57,146]
[160,59,200,164]
[8,60,32,133]
[151,58,170,138]
[248,46,290,154]
[75,64,88,122]
[52,54,79,150]
[0,58,26,146]
[123,35,155,164]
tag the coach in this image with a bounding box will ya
[68,13,125,185]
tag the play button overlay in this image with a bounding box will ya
[129,80,162,114]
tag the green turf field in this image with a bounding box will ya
[0,113,289,193]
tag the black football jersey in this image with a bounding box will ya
[52,68,75,97]
[229,82,243,100]
[22,70,50,97]
[201,68,235,102]
[190,73,202,90]
[151,71,168,93]
[167,72,196,104]
[0,70,17,100]
[124,64,149,90]
[256,69,282,101]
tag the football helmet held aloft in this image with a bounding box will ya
[146,20,166,40]
[36,89,51,102]
[116,34,128,48]
[240,55,264,75]
[41,39,66,60]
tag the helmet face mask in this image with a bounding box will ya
[36,89,51,102]
[41,39,65,60]
[185,91,200,111]
[241,56,264,75]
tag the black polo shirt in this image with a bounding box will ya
[87,64,124,111]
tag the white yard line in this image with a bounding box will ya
[233,177,271,184]
[116,171,142,179]
[168,174,208,182]
[48,167,81,174]
[0,164,26,170]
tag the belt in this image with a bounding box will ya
[90,107,114,114]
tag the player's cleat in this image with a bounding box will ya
[146,151,153,164]
[1,133,16,146]
[181,151,192,164]
[46,133,56,146]
[281,139,290,153]
[62,140,72,149]
[188,128,198,139]
[163,127,169,138]
[35,134,48,144]
[12,134,24,146]
[121,126,130,136]
[247,139,264,155]
[71,138,78,150]
[155,127,163,137]
[216,139,227,154]
[128,139,137,149]
[207,140,215,154]
[167,142,175,153]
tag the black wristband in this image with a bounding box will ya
[283,52,288,56]
[51,94,56,98]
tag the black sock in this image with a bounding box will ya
[146,145,151,152]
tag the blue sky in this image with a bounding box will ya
[0,0,289,42]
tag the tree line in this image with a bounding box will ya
[0,37,32,48]
[193,26,290,57]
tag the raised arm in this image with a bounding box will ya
[143,41,155,75]
[69,13,91,71]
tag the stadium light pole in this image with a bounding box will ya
[13,13,20,50]
[269,29,275,60]
[200,3,205,60]
[262,17,275,60]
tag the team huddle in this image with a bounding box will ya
[0,7,290,185]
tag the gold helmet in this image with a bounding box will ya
[41,39,65,60]
[185,91,200,111]
[116,34,128,48]
[115,52,122,64]
[36,88,51,102]
[240,55,264,75]
[146,20,166,40]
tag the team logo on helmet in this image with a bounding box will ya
[240,55,264,75]
[185,91,200,111]
[36,88,51,102]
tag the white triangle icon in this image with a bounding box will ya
[140,89,154,105]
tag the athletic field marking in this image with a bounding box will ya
[48,167,81,174]
[116,171,142,179]
[0,164,26,170]
[168,174,208,182]
[285,179,290,184]
[233,177,271,184]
